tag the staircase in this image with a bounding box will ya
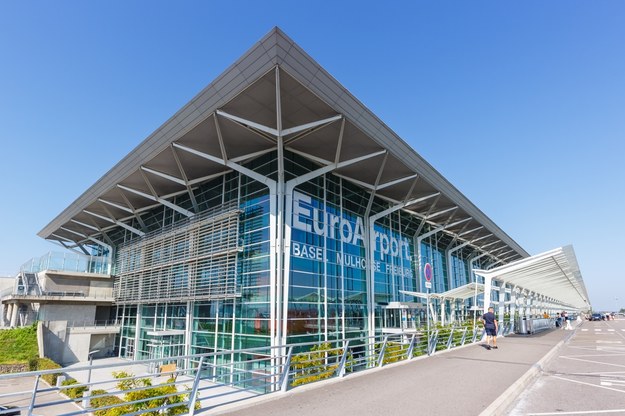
[22,272,43,296]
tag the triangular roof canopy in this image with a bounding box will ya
[39,27,528,265]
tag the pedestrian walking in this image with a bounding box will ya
[482,306,498,350]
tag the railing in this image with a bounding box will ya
[9,288,114,300]
[0,327,484,415]
[20,251,110,275]
[43,290,85,297]
[513,317,556,334]
[50,320,121,329]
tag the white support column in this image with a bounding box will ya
[526,292,533,318]
[509,287,517,333]
[516,291,524,318]
[482,275,493,314]
[429,300,438,323]
[184,301,192,358]
[498,282,506,334]
[133,306,141,360]
[440,299,446,326]
[450,299,457,324]
[10,304,18,327]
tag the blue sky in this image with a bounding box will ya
[0,1,623,311]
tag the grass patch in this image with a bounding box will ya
[0,323,39,363]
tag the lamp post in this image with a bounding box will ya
[87,349,100,385]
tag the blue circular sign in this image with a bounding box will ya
[424,263,433,282]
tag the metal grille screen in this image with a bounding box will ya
[114,206,241,304]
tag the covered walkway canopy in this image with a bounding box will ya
[474,245,589,311]
[400,283,486,324]
[400,282,485,302]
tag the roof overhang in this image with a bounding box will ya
[38,27,528,264]
[474,245,589,310]
[400,282,485,301]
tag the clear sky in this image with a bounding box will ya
[0,1,623,311]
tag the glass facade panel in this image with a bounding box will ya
[111,151,484,365]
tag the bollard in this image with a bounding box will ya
[82,389,91,408]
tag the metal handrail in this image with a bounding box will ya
[0,325,482,415]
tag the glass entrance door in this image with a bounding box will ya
[147,333,186,373]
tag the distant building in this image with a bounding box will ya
[0,275,14,295]
[0,251,117,365]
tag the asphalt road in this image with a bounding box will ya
[509,318,625,415]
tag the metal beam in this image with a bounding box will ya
[426,206,458,220]
[59,226,87,239]
[140,166,186,186]
[98,198,134,214]
[117,184,195,218]
[83,209,145,236]
[216,110,278,136]
[282,114,342,136]
[375,174,419,191]
[458,226,484,237]
[70,219,100,232]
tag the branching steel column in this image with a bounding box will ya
[366,192,439,335]
[280,150,391,345]
[446,238,479,291]
[415,217,471,293]
[275,67,285,354]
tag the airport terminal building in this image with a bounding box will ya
[36,28,590,364]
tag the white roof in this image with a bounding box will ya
[474,245,589,310]
[400,282,485,301]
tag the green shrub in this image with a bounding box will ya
[61,378,88,399]
[36,357,62,385]
[104,371,196,416]
[290,342,350,387]
[378,342,409,365]
[28,356,39,371]
[90,389,128,416]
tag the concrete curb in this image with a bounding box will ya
[478,329,576,416]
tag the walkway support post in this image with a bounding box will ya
[509,287,518,333]
[498,282,506,336]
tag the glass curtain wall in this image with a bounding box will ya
[114,150,486,365]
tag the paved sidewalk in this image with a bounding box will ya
[0,375,82,416]
[212,328,574,416]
